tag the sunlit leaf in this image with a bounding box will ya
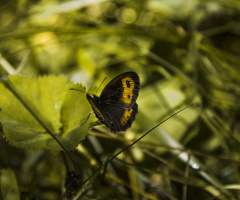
[0,75,93,150]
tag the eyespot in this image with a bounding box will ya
[126,80,130,88]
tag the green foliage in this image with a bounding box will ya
[0,169,20,200]
[0,76,93,150]
[1,0,240,199]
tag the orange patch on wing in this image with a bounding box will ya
[121,77,134,105]
[120,108,133,126]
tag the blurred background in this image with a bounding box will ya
[1,0,240,199]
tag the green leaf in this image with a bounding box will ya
[0,75,95,150]
[60,82,96,149]
[0,169,20,200]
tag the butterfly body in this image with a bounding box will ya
[87,72,140,133]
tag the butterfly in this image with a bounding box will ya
[86,71,140,133]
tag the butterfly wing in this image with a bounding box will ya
[100,71,140,109]
[87,72,140,133]
[105,103,138,133]
[86,94,138,133]
[86,94,111,128]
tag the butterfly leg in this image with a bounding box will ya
[80,111,94,126]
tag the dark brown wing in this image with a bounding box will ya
[104,103,138,133]
[86,94,111,128]
[100,72,140,109]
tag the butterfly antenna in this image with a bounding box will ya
[96,77,107,95]
[69,88,94,96]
